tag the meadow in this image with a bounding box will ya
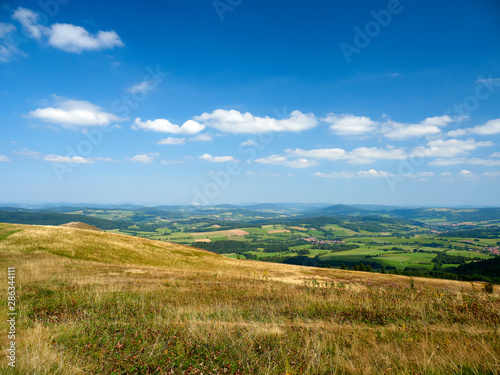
[0,223,499,374]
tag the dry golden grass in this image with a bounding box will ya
[0,223,499,374]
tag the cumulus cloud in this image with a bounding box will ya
[321,113,460,139]
[28,98,123,128]
[469,119,500,135]
[47,23,123,53]
[11,7,124,54]
[446,129,467,137]
[128,154,157,164]
[133,118,204,135]
[347,147,407,164]
[255,155,318,168]
[458,170,475,178]
[381,115,456,139]
[411,138,492,158]
[44,154,93,164]
[0,155,10,162]
[194,109,317,134]
[323,114,377,135]
[157,137,186,145]
[285,148,346,160]
[199,154,237,163]
[314,169,393,178]
[491,152,500,158]
[285,146,406,164]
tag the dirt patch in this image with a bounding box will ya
[289,226,307,231]
[268,229,291,234]
[195,239,212,243]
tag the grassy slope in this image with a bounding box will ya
[0,223,499,374]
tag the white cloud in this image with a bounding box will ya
[93,157,115,162]
[128,154,156,164]
[0,155,10,162]
[161,160,184,165]
[0,22,20,62]
[199,154,237,163]
[126,80,156,94]
[190,133,213,142]
[284,158,318,168]
[285,148,346,160]
[12,7,44,39]
[458,170,475,177]
[13,148,41,158]
[314,169,393,178]
[446,129,467,137]
[0,22,15,38]
[47,24,123,53]
[411,138,492,158]
[44,154,93,164]
[194,109,317,134]
[11,7,124,54]
[429,158,500,166]
[28,98,124,128]
[402,171,435,178]
[157,137,186,145]
[323,114,377,135]
[285,146,406,164]
[491,152,500,158]
[240,139,258,147]
[255,154,317,168]
[347,147,407,164]
[381,115,459,139]
[440,172,453,177]
[133,118,204,135]
[469,119,500,135]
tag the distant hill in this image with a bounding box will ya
[0,211,133,230]
[302,204,372,217]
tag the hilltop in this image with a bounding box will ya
[59,222,102,231]
[0,223,499,374]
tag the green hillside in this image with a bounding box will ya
[0,223,499,374]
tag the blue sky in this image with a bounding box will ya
[1,0,499,206]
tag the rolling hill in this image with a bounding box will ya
[0,223,498,374]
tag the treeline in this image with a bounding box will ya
[441,228,500,239]
[192,240,257,254]
[309,243,360,252]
